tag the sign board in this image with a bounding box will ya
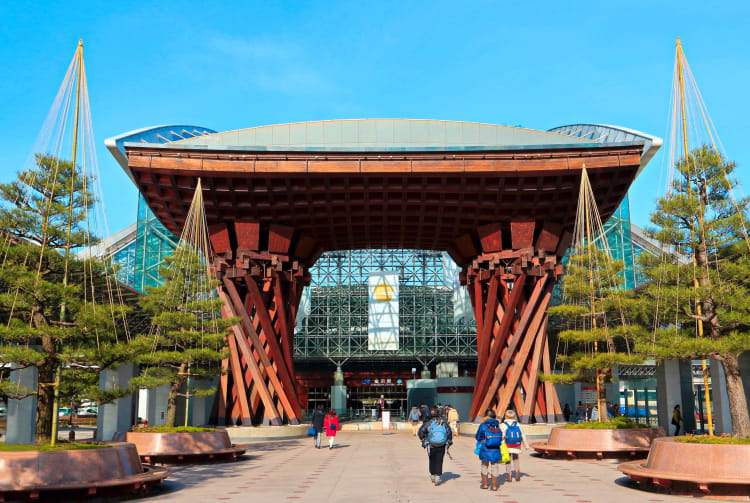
[359,378,404,386]
[368,271,399,350]
[381,411,391,432]
[581,386,597,404]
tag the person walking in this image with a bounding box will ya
[672,404,682,436]
[575,401,584,423]
[606,401,616,418]
[419,402,430,424]
[418,406,453,486]
[408,405,422,436]
[500,410,530,482]
[323,409,339,449]
[475,409,503,490]
[563,403,571,422]
[446,404,459,436]
[311,404,325,449]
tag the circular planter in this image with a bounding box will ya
[531,426,664,460]
[0,442,168,500]
[112,430,246,464]
[619,437,750,498]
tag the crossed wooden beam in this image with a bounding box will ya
[460,221,567,423]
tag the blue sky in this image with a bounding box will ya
[1,1,749,234]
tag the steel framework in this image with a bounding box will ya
[294,249,476,360]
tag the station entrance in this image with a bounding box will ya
[113,119,653,426]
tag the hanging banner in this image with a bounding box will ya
[368,271,399,350]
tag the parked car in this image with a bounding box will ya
[77,407,97,417]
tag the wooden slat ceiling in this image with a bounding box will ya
[125,143,643,266]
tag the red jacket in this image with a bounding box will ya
[323,414,339,436]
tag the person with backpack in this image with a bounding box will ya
[408,406,421,436]
[500,409,530,482]
[418,406,453,486]
[446,404,459,436]
[575,401,584,423]
[323,409,339,449]
[419,402,430,424]
[311,404,326,449]
[474,409,503,490]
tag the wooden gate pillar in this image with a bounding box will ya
[459,221,569,423]
[208,221,313,426]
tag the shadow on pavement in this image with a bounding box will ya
[240,439,306,452]
[441,472,461,482]
[139,441,306,500]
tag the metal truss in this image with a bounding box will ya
[294,249,477,360]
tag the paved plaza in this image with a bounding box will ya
[143,430,694,503]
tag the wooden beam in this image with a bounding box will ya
[225,328,253,425]
[511,221,535,249]
[212,355,229,425]
[271,270,294,380]
[477,223,503,253]
[541,326,563,422]
[477,273,499,371]
[208,223,231,256]
[223,277,300,423]
[476,277,552,418]
[234,220,260,251]
[471,272,528,417]
[244,274,302,419]
[519,313,547,423]
[495,302,547,421]
[268,224,294,254]
[535,222,562,253]
[220,291,280,425]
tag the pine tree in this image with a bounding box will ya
[133,245,230,427]
[637,146,750,438]
[0,154,140,443]
[546,246,644,421]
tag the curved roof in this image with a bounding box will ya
[171,119,595,150]
[104,125,216,183]
[106,119,661,265]
[548,124,662,176]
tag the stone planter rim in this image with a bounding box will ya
[0,442,168,493]
[112,430,246,460]
[619,436,750,485]
[532,425,663,453]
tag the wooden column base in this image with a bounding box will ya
[463,243,564,423]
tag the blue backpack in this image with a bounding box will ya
[427,419,448,446]
[504,421,522,447]
[484,423,503,448]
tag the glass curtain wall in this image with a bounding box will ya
[294,249,477,359]
[133,195,179,293]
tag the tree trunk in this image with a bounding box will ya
[35,354,57,443]
[720,354,750,438]
[596,368,610,422]
[165,364,186,428]
[33,304,58,444]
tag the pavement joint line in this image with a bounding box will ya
[145,431,703,502]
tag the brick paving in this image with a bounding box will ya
[141,431,696,503]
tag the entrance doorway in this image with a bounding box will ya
[348,385,406,419]
[306,387,330,413]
